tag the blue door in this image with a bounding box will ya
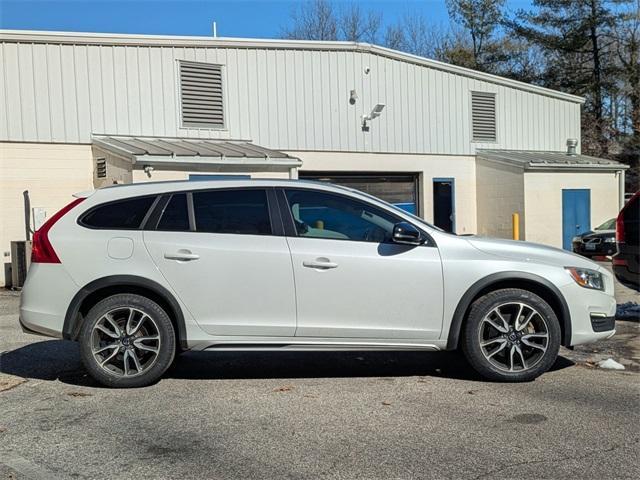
[562,189,591,250]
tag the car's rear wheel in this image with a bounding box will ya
[462,288,561,382]
[79,294,175,388]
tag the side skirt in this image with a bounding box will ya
[196,341,442,352]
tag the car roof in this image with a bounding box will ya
[85,178,364,201]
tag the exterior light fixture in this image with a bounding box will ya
[361,103,385,131]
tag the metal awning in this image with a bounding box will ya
[477,149,628,171]
[92,135,302,172]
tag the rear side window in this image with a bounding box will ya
[81,196,156,230]
[157,193,190,231]
[193,189,272,235]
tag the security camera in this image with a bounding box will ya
[364,67,371,74]
[143,165,154,178]
[349,89,358,105]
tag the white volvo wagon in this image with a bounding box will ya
[20,180,616,387]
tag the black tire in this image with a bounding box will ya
[462,288,561,382]
[79,294,176,388]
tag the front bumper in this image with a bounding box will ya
[572,241,616,257]
[560,277,616,346]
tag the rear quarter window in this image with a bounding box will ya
[80,196,156,230]
[157,193,190,231]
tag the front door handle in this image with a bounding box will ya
[303,258,338,270]
[164,250,200,261]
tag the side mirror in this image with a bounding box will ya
[392,222,424,246]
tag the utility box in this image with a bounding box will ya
[10,241,32,289]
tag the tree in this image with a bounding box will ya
[508,0,632,156]
[282,0,338,41]
[282,0,382,43]
[339,3,382,43]
[612,0,640,188]
[383,23,406,51]
[445,0,506,69]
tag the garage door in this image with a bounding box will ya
[299,172,419,214]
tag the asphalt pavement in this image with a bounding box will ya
[0,265,638,479]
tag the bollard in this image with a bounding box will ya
[512,213,520,240]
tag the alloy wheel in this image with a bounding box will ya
[91,307,161,377]
[477,302,549,372]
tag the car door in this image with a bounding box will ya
[143,188,296,337]
[280,188,444,340]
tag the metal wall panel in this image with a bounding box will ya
[0,40,582,154]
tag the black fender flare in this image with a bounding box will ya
[445,271,572,350]
[63,275,188,350]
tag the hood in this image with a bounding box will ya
[581,229,615,238]
[466,236,600,270]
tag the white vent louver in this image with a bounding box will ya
[471,91,496,142]
[179,61,224,128]
[96,158,107,178]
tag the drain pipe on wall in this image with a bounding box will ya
[23,190,31,241]
[617,169,625,210]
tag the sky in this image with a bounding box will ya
[0,0,534,39]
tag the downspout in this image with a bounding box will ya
[617,169,625,210]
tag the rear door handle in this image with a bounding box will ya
[164,250,200,261]
[303,258,338,270]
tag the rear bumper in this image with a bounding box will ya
[613,264,640,291]
[19,263,78,339]
[612,250,639,291]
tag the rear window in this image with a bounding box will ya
[81,196,156,230]
[193,189,271,235]
[157,193,190,231]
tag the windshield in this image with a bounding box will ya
[595,218,616,230]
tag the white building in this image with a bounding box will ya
[0,30,627,286]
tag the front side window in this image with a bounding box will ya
[193,189,272,235]
[81,196,156,229]
[285,189,398,243]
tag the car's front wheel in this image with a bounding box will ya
[79,294,176,388]
[462,288,561,382]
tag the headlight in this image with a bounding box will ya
[604,237,616,243]
[571,236,581,243]
[565,267,604,290]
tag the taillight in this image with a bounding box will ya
[615,212,625,243]
[31,197,85,263]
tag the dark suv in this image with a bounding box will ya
[613,191,640,291]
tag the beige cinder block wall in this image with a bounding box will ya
[0,142,93,286]
[475,159,525,239]
[524,171,620,247]
[290,151,478,235]
[92,147,133,188]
